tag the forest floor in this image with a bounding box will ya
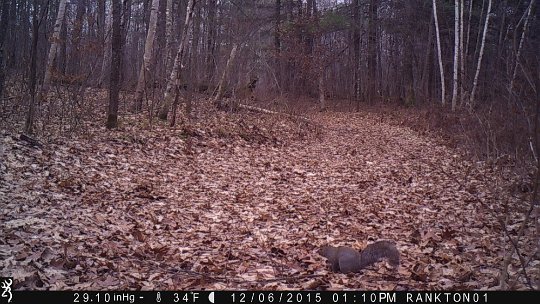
[1,97,537,290]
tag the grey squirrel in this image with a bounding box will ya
[319,241,400,273]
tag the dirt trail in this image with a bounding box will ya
[0,111,517,289]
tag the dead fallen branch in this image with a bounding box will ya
[238,104,314,125]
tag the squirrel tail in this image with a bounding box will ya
[358,240,400,269]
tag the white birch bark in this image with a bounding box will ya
[509,0,535,93]
[213,43,238,107]
[433,0,445,104]
[473,0,486,64]
[158,0,195,120]
[134,0,160,111]
[451,0,459,110]
[42,0,68,92]
[469,0,491,107]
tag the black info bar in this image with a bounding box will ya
[1,291,538,304]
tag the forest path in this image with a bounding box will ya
[1,110,507,289]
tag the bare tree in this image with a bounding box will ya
[0,0,10,97]
[158,0,195,121]
[24,0,49,134]
[107,0,124,129]
[214,43,238,109]
[465,0,473,56]
[98,0,106,47]
[451,0,459,110]
[42,0,68,93]
[274,0,282,90]
[99,0,113,87]
[509,0,535,94]
[459,0,465,106]
[69,0,87,76]
[433,0,445,105]
[205,0,217,85]
[134,0,160,112]
[352,0,361,109]
[165,0,174,75]
[469,0,492,107]
[367,0,378,102]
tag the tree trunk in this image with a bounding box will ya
[367,0,377,102]
[459,0,465,106]
[473,0,486,64]
[120,0,132,85]
[465,0,473,57]
[534,63,540,291]
[318,64,325,111]
[497,0,507,61]
[469,0,492,107]
[58,12,67,76]
[155,0,167,82]
[107,0,124,129]
[165,0,174,75]
[274,0,282,89]
[98,0,106,45]
[134,0,160,112]
[25,0,47,134]
[99,0,112,87]
[469,0,491,108]
[69,0,87,75]
[158,0,195,120]
[352,0,361,109]
[313,0,325,110]
[213,43,238,108]
[42,0,68,93]
[452,0,460,110]
[190,4,201,86]
[509,0,535,94]
[433,0,446,105]
[0,0,10,97]
[205,0,217,85]
[421,12,434,101]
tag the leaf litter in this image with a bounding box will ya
[0,100,537,290]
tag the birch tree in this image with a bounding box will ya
[433,0,445,105]
[213,43,238,109]
[474,0,487,62]
[158,0,195,120]
[469,0,492,107]
[509,0,535,94]
[134,0,160,112]
[451,0,459,110]
[42,0,68,93]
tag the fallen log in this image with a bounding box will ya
[238,104,314,125]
